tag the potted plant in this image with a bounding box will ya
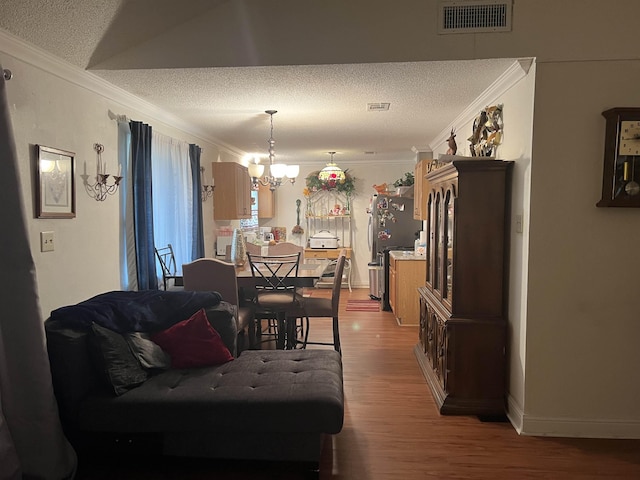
[393,172,415,196]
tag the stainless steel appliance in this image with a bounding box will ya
[368,193,422,310]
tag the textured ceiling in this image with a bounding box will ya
[0,0,517,164]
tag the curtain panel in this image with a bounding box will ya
[0,64,76,479]
[151,132,193,274]
[118,119,137,291]
[130,121,158,290]
[190,144,204,259]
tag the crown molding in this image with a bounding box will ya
[298,157,415,167]
[0,28,244,158]
[429,57,534,151]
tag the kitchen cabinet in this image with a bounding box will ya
[212,162,251,220]
[257,183,275,219]
[414,159,513,415]
[413,158,431,220]
[388,251,426,325]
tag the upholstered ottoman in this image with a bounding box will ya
[79,349,344,465]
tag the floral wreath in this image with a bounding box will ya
[303,170,356,196]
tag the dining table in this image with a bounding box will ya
[234,261,325,288]
[173,260,325,289]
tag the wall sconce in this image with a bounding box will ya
[201,166,214,201]
[81,143,122,201]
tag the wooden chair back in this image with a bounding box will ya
[268,242,304,260]
[182,258,239,306]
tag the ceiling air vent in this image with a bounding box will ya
[438,1,512,34]
[367,102,390,112]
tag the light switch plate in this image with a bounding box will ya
[41,231,54,252]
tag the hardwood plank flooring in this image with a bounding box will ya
[74,288,640,479]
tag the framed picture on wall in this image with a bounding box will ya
[36,144,76,218]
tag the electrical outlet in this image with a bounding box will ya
[40,231,54,252]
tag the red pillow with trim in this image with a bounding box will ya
[151,308,233,369]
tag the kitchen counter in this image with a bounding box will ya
[389,250,426,261]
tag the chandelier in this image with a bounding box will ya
[247,110,299,191]
[318,151,345,184]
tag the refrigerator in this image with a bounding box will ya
[368,193,423,310]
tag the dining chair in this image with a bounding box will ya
[154,244,183,290]
[287,249,346,354]
[182,258,256,351]
[266,242,306,339]
[246,252,304,350]
[245,242,262,256]
[267,242,304,260]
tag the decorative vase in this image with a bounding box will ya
[230,228,246,266]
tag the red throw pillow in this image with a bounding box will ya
[151,308,233,369]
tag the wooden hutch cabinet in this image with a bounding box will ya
[212,162,251,220]
[415,159,513,415]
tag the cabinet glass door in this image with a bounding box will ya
[425,192,434,288]
[443,188,454,307]
[434,192,442,294]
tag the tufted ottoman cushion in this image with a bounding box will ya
[78,349,344,435]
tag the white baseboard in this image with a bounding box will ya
[507,393,640,439]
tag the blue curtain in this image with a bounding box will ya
[130,121,158,290]
[190,144,204,259]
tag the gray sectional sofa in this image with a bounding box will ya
[45,290,344,475]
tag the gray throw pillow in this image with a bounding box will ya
[89,323,149,396]
[204,303,238,357]
[125,332,171,370]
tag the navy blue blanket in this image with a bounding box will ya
[49,290,222,333]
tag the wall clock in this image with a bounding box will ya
[597,107,640,207]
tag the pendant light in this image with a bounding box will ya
[318,151,346,184]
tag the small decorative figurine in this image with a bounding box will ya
[446,128,457,155]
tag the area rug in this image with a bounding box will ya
[345,299,380,312]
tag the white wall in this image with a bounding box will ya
[523,58,640,437]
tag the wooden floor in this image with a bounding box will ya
[75,288,640,479]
